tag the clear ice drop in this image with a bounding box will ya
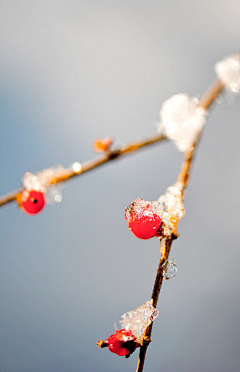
[163,259,178,280]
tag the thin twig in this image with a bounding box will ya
[0,79,224,209]
[0,134,166,208]
[136,78,225,372]
[136,238,173,372]
[0,76,226,370]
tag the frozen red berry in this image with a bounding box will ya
[125,198,162,239]
[106,329,139,357]
[21,190,45,215]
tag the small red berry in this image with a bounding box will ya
[125,198,162,239]
[106,329,139,357]
[21,190,45,215]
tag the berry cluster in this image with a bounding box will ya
[125,198,162,240]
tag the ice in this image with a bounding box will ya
[215,54,240,93]
[125,198,153,222]
[164,185,185,221]
[22,172,43,192]
[119,301,159,342]
[152,183,185,237]
[22,165,66,204]
[157,94,207,152]
[163,258,178,280]
[125,184,185,239]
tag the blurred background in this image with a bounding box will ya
[1,1,240,371]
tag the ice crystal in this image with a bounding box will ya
[164,185,185,221]
[215,54,240,93]
[119,301,159,343]
[157,94,207,152]
[152,183,185,237]
[22,165,66,204]
[163,258,178,280]
[125,198,153,222]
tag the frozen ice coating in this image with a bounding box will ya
[125,184,185,238]
[164,185,185,221]
[152,183,185,237]
[22,165,66,204]
[119,301,159,342]
[215,54,240,93]
[163,259,178,280]
[157,94,207,152]
[125,198,153,222]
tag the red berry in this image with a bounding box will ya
[21,190,45,215]
[106,329,139,357]
[125,198,162,239]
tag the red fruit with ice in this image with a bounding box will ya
[125,198,162,239]
[21,190,45,214]
[106,329,139,357]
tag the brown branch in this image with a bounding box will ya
[0,78,225,209]
[136,238,173,372]
[136,78,225,372]
[0,134,166,208]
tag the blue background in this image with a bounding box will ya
[1,1,240,371]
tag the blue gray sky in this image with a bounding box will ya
[1,1,240,371]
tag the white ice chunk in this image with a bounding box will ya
[215,54,240,93]
[22,165,66,204]
[22,172,45,192]
[164,185,185,221]
[157,94,207,152]
[152,183,185,237]
[119,301,159,342]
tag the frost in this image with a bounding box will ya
[125,198,153,223]
[157,94,207,152]
[119,301,159,343]
[152,183,185,237]
[215,54,240,93]
[22,165,66,204]
[163,258,178,280]
[164,185,185,221]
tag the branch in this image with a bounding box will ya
[0,77,224,209]
[0,134,166,208]
[135,78,225,372]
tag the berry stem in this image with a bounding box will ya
[0,79,225,209]
[96,340,108,348]
[0,134,166,208]
[136,238,173,372]
[136,77,225,372]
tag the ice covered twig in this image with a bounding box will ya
[152,182,185,238]
[22,165,67,204]
[215,54,240,93]
[120,301,159,344]
[136,76,226,372]
[157,94,207,152]
[0,134,166,208]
